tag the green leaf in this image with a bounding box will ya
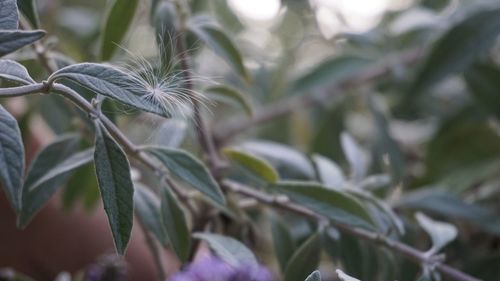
[312,154,345,187]
[94,123,134,255]
[50,63,171,118]
[18,135,83,227]
[1,0,18,30]
[273,181,375,230]
[17,0,40,29]
[101,0,139,61]
[340,132,368,182]
[134,183,168,246]
[0,105,24,213]
[0,30,45,57]
[464,63,500,119]
[188,18,249,81]
[413,6,500,93]
[305,270,321,281]
[193,233,258,267]
[415,212,457,254]
[205,85,253,116]
[160,185,190,262]
[284,232,321,281]
[271,216,295,272]
[143,146,225,206]
[223,148,279,183]
[336,269,361,281]
[292,56,371,93]
[0,59,35,84]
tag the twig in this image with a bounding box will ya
[221,179,482,281]
[212,48,423,145]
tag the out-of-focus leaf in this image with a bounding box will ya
[101,0,139,61]
[0,105,24,213]
[336,269,361,281]
[415,212,457,254]
[284,232,321,281]
[292,56,371,93]
[311,154,345,187]
[340,132,369,182]
[134,183,168,246]
[143,146,225,206]
[273,181,375,230]
[49,63,171,118]
[18,135,81,227]
[160,185,190,262]
[413,6,500,93]
[271,216,295,272]
[395,189,500,235]
[205,85,253,116]
[240,141,315,180]
[0,0,18,30]
[223,147,279,183]
[17,0,40,29]
[62,163,99,211]
[94,124,134,255]
[188,18,249,81]
[0,30,45,57]
[193,233,258,267]
[464,63,500,119]
[304,270,321,281]
[0,59,35,84]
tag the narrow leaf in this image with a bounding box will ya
[134,183,168,246]
[464,63,500,119]
[415,212,458,254]
[101,0,139,61]
[94,123,134,255]
[271,216,295,272]
[160,185,190,262]
[340,132,369,182]
[223,148,279,183]
[193,233,258,267]
[0,105,24,213]
[0,0,18,30]
[273,181,375,230]
[143,146,225,205]
[17,0,40,29]
[0,30,45,57]
[336,269,361,281]
[305,271,321,281]
[0,59,35,84]
[284,232,321,281]
[312,154,345,187]
[50,63,171,117]
[18,135,82,227]
[413,6,500,93]
[188,19,249,81]
[205,85,253,116]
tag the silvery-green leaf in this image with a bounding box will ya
[0,105,24,213]
[415,212,458,254]
[284,232,321,281]
[304,270,321,281]
[0,0,18,30]
[101,0,139,60]
[49,63,171,118]
[17,0,40,29]
[340,132,369,182]
[223,147,279,183]
[205,85,253,116]
[0,30,45,57]
[94,123,134,255]
[336,269,361,281]
[134,183,168,246]
[312,154,345,187]
[193,233,258,267]
[0,59,35,84]
[18,135,82,227]
[273,181,375,230]
[160,185,190,262]
[271,216,295,272]
[143,146,225,206]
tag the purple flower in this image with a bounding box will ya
[169,257,273,281]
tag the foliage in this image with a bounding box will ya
[1,0,500,280]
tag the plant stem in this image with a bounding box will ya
[0,83,48,97]
[221,179,482,281]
